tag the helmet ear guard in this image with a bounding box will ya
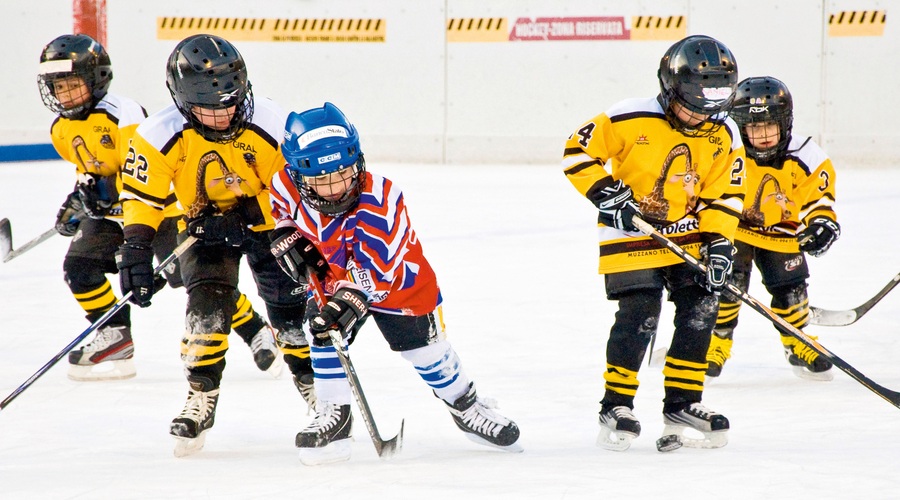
[37,34,113,119]
[282,103,366,217]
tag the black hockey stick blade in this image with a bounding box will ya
[632,217,900,410]
[0,218,11,261]
[809,272,900,326]
[0,236,196,411]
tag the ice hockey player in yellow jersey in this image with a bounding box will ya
[563,35,746,452]
[117,34,312,457]
[705,76,838,381]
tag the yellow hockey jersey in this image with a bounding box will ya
[563,96,746,274]
[120,98,287,233]
[736,135,837,253]
[49,92,147,223]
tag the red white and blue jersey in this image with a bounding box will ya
[270,170,442,316]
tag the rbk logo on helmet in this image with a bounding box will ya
[219,89,240,102]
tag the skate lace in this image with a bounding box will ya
[685,403,716,419]
[455,398,507,438]
[791,339,820,364]
[83,327,122,353]
[179,389,217,422]
[306,403,343,433]
[608,406,637,422]
[250,326,277,355]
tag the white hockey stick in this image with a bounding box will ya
[809,272,900,326]
[632,217,900,410]
[0,218,58,263]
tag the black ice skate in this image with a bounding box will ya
[292,372,317,413]
[170,383,220,458]
[67,325,136,381]
[250,324,283,377]
[597,405,641,451]
[658,402,729,451]
[296,402,353,465]
[446,383,522,453]
[783,337,834,381]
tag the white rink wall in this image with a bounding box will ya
[1,0,897,165]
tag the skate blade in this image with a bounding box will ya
[173,430,209,458]
[298,439,352,466]
[596,426,636,452]
[661,424,728,449]
[791,366,834,382]
[67,359,136,381]
[463,432,523,453]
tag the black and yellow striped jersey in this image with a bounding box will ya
[120,98,287,233]
[736,134,837,253]
[563,96,747,274]
[49,92,147,223]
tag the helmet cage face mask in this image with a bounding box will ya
[282,103,366,217]
[730,77,794,164]
[658,35,738,137]
[37,34,112,119]
[166,34,254,143]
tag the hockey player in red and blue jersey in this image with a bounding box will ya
[269,102,521,465]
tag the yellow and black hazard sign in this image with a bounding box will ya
[446,18,508,42]
[157,17,386,42]
[828,10,886,37]
[630,16,686,41]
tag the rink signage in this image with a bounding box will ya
[828,10,886,37]
[447,15,686,42]
[157,17,386,42]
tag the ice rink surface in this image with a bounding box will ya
[1,160,898,499]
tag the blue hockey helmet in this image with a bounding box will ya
[282,102,366,216]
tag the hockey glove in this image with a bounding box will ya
[55,191,84,236]
[798,218,840,257]
[116,241,156,307]
[269,226,327,283]
[186,209,246,247]
[76,175,115,219]
[591,179,641,232]
[698,236,735,295]
[309,287,370,345]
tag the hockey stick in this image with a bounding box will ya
[0,218,58,263]
[307,271,404,459]
[809,272,900,326]
[632,217,900,410]
[0,236,197,411]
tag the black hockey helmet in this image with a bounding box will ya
[37,34,113,119]
[731,76,794,164]
[658,35,738,137]
[166,34,254,143]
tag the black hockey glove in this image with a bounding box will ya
[798,218,840,257]
[116,241,156,307]
[76,175,116,219]
[186,209,246,247]
[309,287,370,345]
[269,226,327,283]
[698,236,735,295]
[591,179,641,232]
[55,191,83,236]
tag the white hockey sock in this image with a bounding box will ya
[401,340,471,403]
[310,343,351,405]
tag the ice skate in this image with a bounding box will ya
[296,402,353,465]
[782,336,833,381]
[250,324,283,378]
[706,329,733,379]
[170,384,220,457]
[446,383,522,453]
[597,405,641,451]
[292,372,317,413]
[67,325,136,381]
[659,402,729,451]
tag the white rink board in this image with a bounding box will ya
[1,0,897,165]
